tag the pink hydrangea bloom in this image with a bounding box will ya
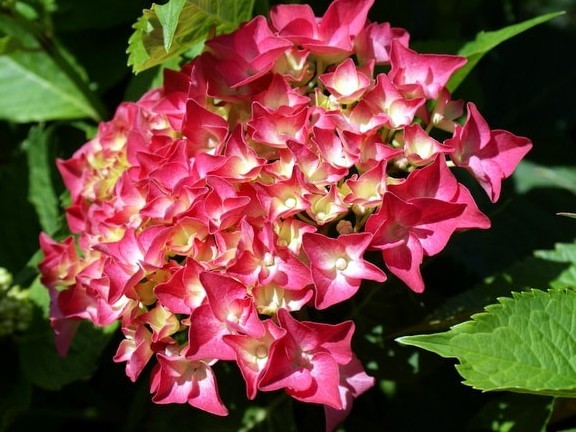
[446,102,533,202]
[37,0,532,429]
[302,232,386,309]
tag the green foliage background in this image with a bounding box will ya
[1,0,576,431]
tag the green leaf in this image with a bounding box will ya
[23,125,61,236]
[533,243,576,289]
[514,160,576,196]
[0,35,24,54]
[397,289,576,398]
[448,11,564,93]
[0,49,100,122]
[127,0,256,73]
[27,275,49,317]
[0,13,104,122]
[155,0,187,52]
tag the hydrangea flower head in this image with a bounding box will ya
[38,0,532,430]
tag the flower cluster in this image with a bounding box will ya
[38,0,532,429]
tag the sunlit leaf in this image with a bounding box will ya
[0,51,101,122]
[127,0,255,73]
[155,0,187,52]
[398,289,576,398]
[26,275,49,317]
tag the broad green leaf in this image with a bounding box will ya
[448,11,564,93]
[10,0,57,19]
[0,50,100,122]
[0,12,38,47]
[0,13,101,122]
[534,243,576,267]
[127,0,256,73]
[27,275,49,317]
[397,289,576,397]
[23,125,61,235]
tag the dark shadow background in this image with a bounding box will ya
[2,0,576,431]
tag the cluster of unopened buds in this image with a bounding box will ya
[0,268,33,338]
[38,0,532,429]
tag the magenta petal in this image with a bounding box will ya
[323,355,375,432]
[190,363,229,416]
[319,0,374,39]
[224,319,286,400]
[200,272,247,322]
[151,352,228,416]
[288,351,343,409]
[312,269,361,310]
[381,234,425,293]
[302,232,386,309]
[186,304,236,361]
[258,334,314,392]
[488,130,532,178]
[50,317,80,357]
[389,40,466,99]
